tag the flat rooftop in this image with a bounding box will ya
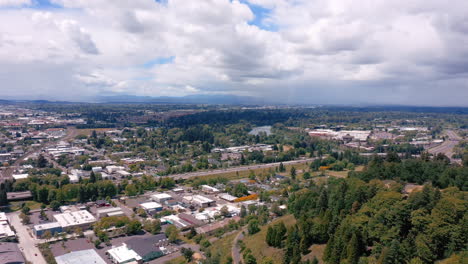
[55,249,106,264]
[54,210,96,228]
[34,222,62,231]
[108,245,141,263]
[140,202,162,210]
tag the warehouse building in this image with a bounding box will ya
[201,185,220,194]
[183,195,216,208]
[140,202,163,214]
[53,210,96,231]
[55,249,106,264]
[151,193,173,203]
[0,213,15,241]
[96,207,124,218]
[33,222,62,238]
[107,234,168,264]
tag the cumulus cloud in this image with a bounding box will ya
[0,0,467,105]
[0,0,30,7]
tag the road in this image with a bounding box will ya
[428,130,462,163]
[8,212,47,264]
[231,227,246,264]
[168,158,318,180]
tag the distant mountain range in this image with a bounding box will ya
[94,94,270,105]
[0,94,271,105]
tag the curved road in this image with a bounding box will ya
[232,227,247,264]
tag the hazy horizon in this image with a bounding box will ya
[1,0,468,106]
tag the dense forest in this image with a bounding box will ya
[280,157,467,264]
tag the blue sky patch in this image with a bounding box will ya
[240,0,278,32]
[141,56,175,68]
[31,0,62,9]
[132,76,154,81]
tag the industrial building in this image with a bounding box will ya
[0,213,15,241]
[107,234,168,264]
[96,207,124,218]
[140,202,163,214]
[33,222,62,238]
[151,193,173,203]
[55,249,106,264]
[106,165,125,174]
[201,185,220,194]
[53,210,96,231]
[183,195,216,208]
[219,193,237,202]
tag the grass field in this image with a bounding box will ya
[188,162,312,183]
[302,244,326,264]
[10,200,43,211]
[164,256,186,264]
[206,232,238,263]
[242,214,297,264]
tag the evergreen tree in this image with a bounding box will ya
[36,154,48,168]
[346,233,360,264]
[90,171,96,183]
[279,162,285,172]
[0,183,7,206]
[290,166,296,180]
[382,239,401,264]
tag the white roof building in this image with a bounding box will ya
[151,193,173,203]
[55,249,107,264]
[0,212,8,222]
[161,215,190,229]
[100,172,110,179]
[201,185,220,193]
[219,193,237,202]
[0,213,15,239]
[183,195,216,207]
[140,202,162,211]
[92,167,102,173]
[106,165,125,174]
[53,210,96,228]
[12,174,28,180]
[116,170,131,177]
[34,222,62,232]
[107,245,142,264]
[68,174,79,183]
[96,207,124,218]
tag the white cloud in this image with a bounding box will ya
[0,0,467,105]
[0,0,30,7]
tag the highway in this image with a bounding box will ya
[167,157,318,180]
[428,130,462,163]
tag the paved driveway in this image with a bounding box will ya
[8,212,47,264]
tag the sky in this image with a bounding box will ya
[1,0,468,106]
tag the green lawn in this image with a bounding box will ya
[164,256,187,264]
[189,162,311,182]
[10,200,43,211]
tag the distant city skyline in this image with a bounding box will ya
[1,0,468,106]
